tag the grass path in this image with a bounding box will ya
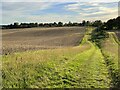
[2,27,113,88]
[100,32,119,87]
[101,32,118,69]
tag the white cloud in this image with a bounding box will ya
[2,13,77,24]
[65,2,118,22]
[1,2,54,24]
[2,2,52,13]
[1,0,119,2]
[1,2,119,24]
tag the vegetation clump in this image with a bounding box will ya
[90,28,109,48]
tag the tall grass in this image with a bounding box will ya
[100,32,119,88]
[2,27,115,88]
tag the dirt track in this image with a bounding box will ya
[2,27,86,54]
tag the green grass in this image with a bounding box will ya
[100,32,119,87]
[2,27,119,88]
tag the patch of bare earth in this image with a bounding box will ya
[2,27,86,54]
[115,30,120,40]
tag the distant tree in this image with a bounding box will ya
[99,16,120,30]
[48,23,53,27]
[20,23,28,28]
[39,23,44,27]
[44,23,49,27]
[67,21,72,26]
[13,22,19,28]
[9,24,13,29]
[82,20,86,26]
[106,19,115,30]
[14,22,19,26]
[92,20,102,27]
[72,22,79,26]
[78,23,82,26]
[35,22,39,27]
[53,22,57,27]
[64,23,68,26]
[29,23,34,27]
[58,22,63,27]
[116,16,120,29]
[86,21,91,26]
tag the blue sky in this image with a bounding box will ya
[1,1,119,24]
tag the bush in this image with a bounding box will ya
[90,28,109,48]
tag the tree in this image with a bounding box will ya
[86,21,91,26]
[53,22,57,27]
[82,20,86,26]
[68,21,72,26]
[106,19,114,30]
[99,16,120,30]
[35,22,38,27]
[39,23,44,27]
[116,16,120,29]
[72,22,79,26]
[92,20,102,27]
[44,23,49,27]
[14,22,19,26]
[58,22,63,27]
[64,23,68,26]
[14,22,19,28]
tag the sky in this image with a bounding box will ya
[0,1,119,25]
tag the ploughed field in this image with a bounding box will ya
[2,27,85,55]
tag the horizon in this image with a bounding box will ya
[1,2,119,25]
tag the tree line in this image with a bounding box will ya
[100,16,120,30]
[2,16,120,30]
[2,21,88,29]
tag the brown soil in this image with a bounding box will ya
[115,30,120,40]
[2,27,86,54]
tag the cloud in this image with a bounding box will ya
[1,0,119,2]
[65,2,118,21]
[1,2,119,24]
[2,2,53,14]
[2,2,55,24]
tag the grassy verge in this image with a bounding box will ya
[90,28,120,88]
[100,32,120,88]
[2,27,111,88]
